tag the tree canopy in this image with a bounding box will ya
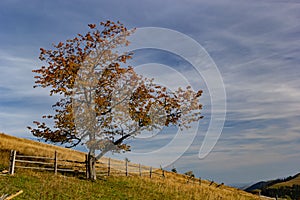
[28,20,203,179]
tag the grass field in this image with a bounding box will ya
[0,170,264,200]
[0,132,267,200]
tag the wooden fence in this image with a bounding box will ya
[8,150,165,178]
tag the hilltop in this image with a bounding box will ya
[0,132,267,199]
[245,173,300,199]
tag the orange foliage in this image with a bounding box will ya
[28,20,203,160]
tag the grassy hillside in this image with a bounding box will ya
[0,133,86,163]
[1,170,266,200]
[0,133,266,200]
[246,173,300,199]
[272,174,300,188]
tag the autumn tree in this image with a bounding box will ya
[28,20,203,180]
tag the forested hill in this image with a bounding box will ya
[245,173,300,199]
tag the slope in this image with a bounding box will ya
[0,132,266,200]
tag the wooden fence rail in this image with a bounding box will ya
[8,150,165,179]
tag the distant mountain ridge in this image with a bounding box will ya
[229,182,253,190]
[245,181,271,192]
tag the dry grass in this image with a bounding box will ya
[0,132,268,199]
[0,133,85,162]
[150,170,262,200]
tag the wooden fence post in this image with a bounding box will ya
[139,164,141,177]
[150,167,152,178]
[54,151,58,175]
[9,150,16,175]
[108,158,110,176]
[85,154,89,179]
[125,159,128,176]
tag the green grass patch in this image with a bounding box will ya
[0,170,261,200]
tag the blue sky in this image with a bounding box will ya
[1,0,300,185]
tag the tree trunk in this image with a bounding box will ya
[86,142,118,180]
[87,152,97,180]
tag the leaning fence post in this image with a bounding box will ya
[139,164,142,177]
[54,151,58,175]
[108,158,110,176]
[150,167,152,178]
[125,159,128,176]
[9,150,16,175]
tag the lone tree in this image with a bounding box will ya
[28,20,203,180]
